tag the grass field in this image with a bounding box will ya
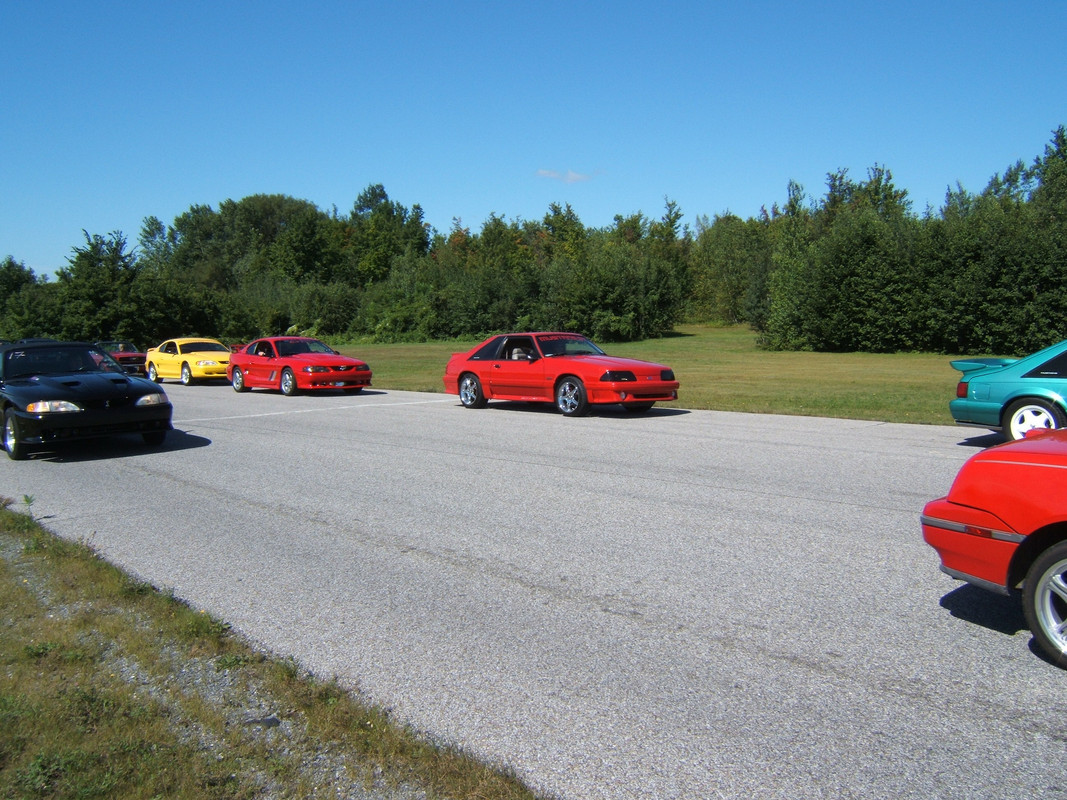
[342,324,962,427]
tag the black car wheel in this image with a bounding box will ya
[180,363,193,385]
[3,409,27,461]
[232,367,248,393]
[280,368,297,396]
[555,376,589,417]
[459,373,487,408]
[1005,399,1065,440]
[1023,540,1067,667]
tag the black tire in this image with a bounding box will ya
[280,368,297,396]
[458,373,487,408]
[3,409,27,460]
[232,367,249,393]
[1023,541,1067,667]
[1004,398,1065,441]
[142,430,167,447]
[623,401,655,413]
[180,363,193,385]
[147,363,160,383]
[555,376,589,417]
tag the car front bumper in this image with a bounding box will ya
[921,499,1024,594]
[12,406,173,446]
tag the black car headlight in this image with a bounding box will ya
[26,400,81,413]
[601,370,637,382]
[135,393,169,406]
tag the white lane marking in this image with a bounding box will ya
[178,397,456,423]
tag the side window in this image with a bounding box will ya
[163,342,177,355]
[502,337,535,360]
[470,337,505,361]
[254,341,273,357]
[1025,353,1067,378]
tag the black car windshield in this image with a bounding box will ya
[276,339,335,357]
[536,334,605,357]
[179,341,228,354]
[3,345,124,378]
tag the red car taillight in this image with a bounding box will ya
[956,381,969,398]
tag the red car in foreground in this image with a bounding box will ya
[228,337,372,396]
[922,429,1067,666]
[442,332,679,416]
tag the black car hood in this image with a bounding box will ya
[1,372,163,402]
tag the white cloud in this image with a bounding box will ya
[537,169,594,184]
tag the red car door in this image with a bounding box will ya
[246,340,278,387]
[488,336,547,399]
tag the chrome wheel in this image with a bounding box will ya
[1025,543,1067,666]
[555,377,589,417]
[180,363,193,385]
[232,367,248,393]
[280,368,297,396]
[1006,399,1064,440]
[458,374,486,408]
[3,410,26,460]
[147,363,160,382]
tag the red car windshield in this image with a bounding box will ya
[536,335,605,357]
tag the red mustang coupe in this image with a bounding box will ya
[922,429,1067,666]
[442,332,679,416]
[228,337,372,396]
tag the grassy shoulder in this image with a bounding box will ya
[342,324,960,426]
[0,498,540,800]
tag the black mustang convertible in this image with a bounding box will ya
[0,340,173,460]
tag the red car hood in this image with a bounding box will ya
[561,354,669,372]
[287,354,365,367]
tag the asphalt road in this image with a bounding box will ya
[3,385,1065,799]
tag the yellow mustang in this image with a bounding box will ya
[145,337,231,384]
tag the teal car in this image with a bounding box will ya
[950,340,1067,440]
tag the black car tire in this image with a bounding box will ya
[232,367,248,393]
[180,363,193,385]
[1004,398,1065,440]
[458,373,487,408]
[1023,540,1067,667]
[555,376,590,417]
[280,368,297,396]
[142,431,167,447]
[147,363,160,383]
[623,401,655,413]
[3,409,27,461]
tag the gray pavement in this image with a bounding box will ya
[2,386,1063,799]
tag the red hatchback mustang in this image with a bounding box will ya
[921,429,1067,666]
[228,337,372,396]
[443,332,680,416]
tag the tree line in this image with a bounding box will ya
[2,127,1065,356]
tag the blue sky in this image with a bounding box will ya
[2,1,1064,273]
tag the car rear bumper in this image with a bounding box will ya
[949,398,1003,429]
